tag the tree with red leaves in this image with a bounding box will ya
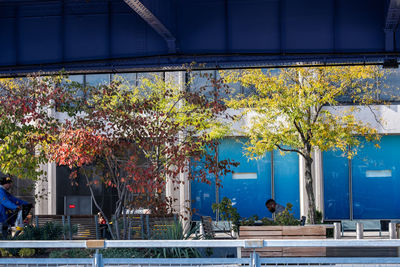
[0,75,75,183]
[48,73,238,239]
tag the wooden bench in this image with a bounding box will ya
[114,214,177,239]
[34,215,97,240]
[35,214,177,240]
[341,220,381,237]
[239,225,326,257]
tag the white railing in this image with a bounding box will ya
[1,239,400,266]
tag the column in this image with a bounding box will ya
[34,164,48,215]
[313,148,324,215]
[165,71,191,232]
[299,155,308,220]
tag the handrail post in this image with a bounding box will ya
[356,222,364,239]
[389,222,397,239]
[67,216,72,240]
[62,215,66,240]
[113,215,120,240]
[146,214,150,239]
[140,215,144,239]
[93,249,103,267]
[334,222,341,239]
[94,215,99,240]
[199,221,205,240]
[250,251,260,267]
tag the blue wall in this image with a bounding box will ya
[192,138,300,220]
[218,138,272,218]
[324,135,400,220]
[323,150,350,220]
[352,136,400,219]
[273,150,300,218]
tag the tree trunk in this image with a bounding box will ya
[304,154,317,224]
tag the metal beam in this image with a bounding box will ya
[385,0,400,51]
[123,0,176,53]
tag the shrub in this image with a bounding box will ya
[18,248,36,257]
[16,222,65,241]
[149,220,201,258]
[274,203,300,226]
[100,248,142,258]
[212,197,240,231]
[240,203,300,226]
[49,248,92,258]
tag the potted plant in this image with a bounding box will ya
[238,204,327,257]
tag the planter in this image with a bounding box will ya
[238,225,326,257]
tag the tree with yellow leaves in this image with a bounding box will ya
[222,66,389,223]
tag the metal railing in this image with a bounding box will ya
[1,239,400,266]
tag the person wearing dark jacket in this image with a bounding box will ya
[265,199,285,216]
[0,175,30,238]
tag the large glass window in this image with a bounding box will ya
[111,73,137,86]
[323,135,400,220]
[191,138,301,220]
[323,150,350,220]
[191,172,216,221]
[274,150,300,218]
[218,138,272,218]
[86,74,110,86]
[189,70,217,98]
[352,136,400,219]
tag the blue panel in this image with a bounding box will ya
[191,157,217,220]
[0,18,16,65]
[177,0,226,53]
[191,179,216,221]
[229,0,279,52]
[323,150,350,220]
[111,8,167,57]
[218,138,271,219]
[0,0,393,73]
[335,0,385,51]
[352,136,400,219]
[140,0,176,37]
[284,0,334,52]
[0,5,15,18]
[273,150,300,218]
[19,17,62,64]
[65,15,109,60]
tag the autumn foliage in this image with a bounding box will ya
[45,73,237,238]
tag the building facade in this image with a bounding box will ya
[32,70,400,223]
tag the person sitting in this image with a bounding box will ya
[265,199,285,217]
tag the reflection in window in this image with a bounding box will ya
[380,68,400,102]
[189,70,216,98]
[137,72,163,86]
[218,70,242,99]
[323,150,350,220]
[68,75,84,85]
[112,73,137,86]
[86,74,110,86]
